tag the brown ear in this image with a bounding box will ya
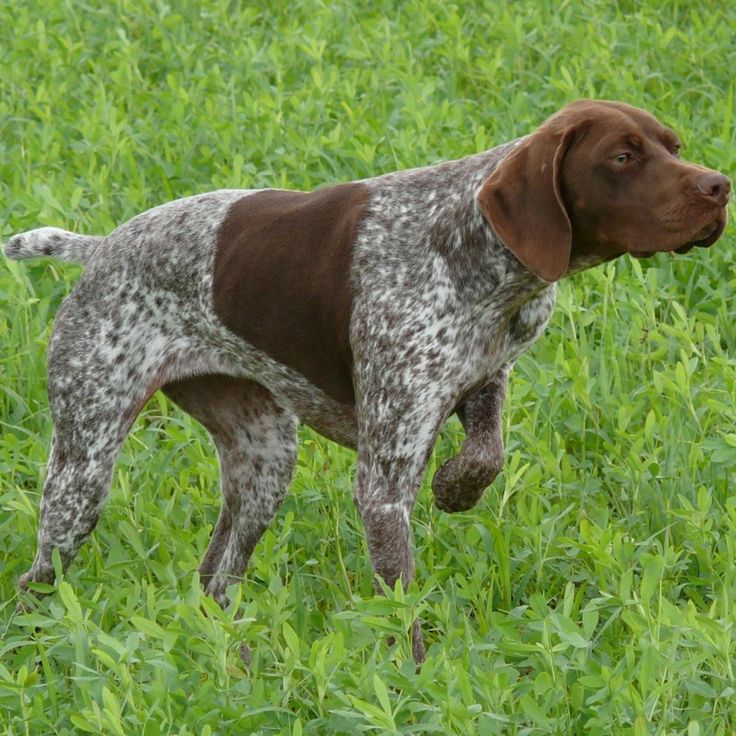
[477,125,581,282]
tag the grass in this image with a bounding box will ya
[1,0,735,733]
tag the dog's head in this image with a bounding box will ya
[477,100,730,281]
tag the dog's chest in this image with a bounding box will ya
[463,281,556,388]
[502,285,557,356]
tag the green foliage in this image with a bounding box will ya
[1,0,735,733]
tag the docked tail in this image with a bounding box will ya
[3,227,103,265]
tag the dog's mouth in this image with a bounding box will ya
[686,219,725,249]
[631,218,726,259]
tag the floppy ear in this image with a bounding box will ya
[477,125,581,282]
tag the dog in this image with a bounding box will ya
[5,100,729,662]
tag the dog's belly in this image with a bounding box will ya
[298,399,358,448]
[197,327,360,448]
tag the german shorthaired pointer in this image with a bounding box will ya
[5,100,730,662]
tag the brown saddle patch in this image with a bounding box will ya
[213,183,370,405]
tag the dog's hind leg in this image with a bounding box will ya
[18,290,176,590]
[162,375,298,608]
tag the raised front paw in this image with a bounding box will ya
[431,446,503,513]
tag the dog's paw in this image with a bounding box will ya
[17,562,55,589]
[431,453,499,512]
[17,571,33,591]
[16,570,44,614]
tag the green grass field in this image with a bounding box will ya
[1,1,735,733]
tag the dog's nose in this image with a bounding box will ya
[696,172,730,206]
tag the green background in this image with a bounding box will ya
[1,1,735,733]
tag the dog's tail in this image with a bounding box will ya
[3,227,103,266]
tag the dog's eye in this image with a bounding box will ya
[613,152,634,165]
[672,143,681,158]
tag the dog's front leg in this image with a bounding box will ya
[354,453,428,664]
[431,364,511,512]
[353,393,451,664]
